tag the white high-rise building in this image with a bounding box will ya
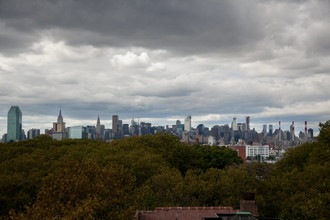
[184,115,191,132]
[232,117,237,131]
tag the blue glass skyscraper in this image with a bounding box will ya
[7,106,22,142]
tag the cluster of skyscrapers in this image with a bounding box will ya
[1,106,315,151]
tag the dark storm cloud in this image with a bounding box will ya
[0,0,264,55]
[0,0,330,136]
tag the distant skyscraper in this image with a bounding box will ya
[53,109,65,132]
[308,128,313,138]
[269,124,273,135]
[263,124,267,137]
[290,121,295,141]
[278,121,281,143]
[232,117,237,131]
[184,115,191,132]
[305,121,308,141]
[96,115,101,139]
[112,115,118,133]
[118,119,123,137]
[7,106,22,142]
[52,109,66,140]
[246,116,250,131]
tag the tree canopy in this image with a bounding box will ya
[0,122,329,219]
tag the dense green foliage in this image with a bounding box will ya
[0,121,329,219]
[257,121,330,219]
[0,133,243,219]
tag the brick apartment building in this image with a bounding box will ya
[135,193,260,220]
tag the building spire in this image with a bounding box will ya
[57,108,63,123]
[97,115,101,127]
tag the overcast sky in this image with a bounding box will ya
[1,0,330,136]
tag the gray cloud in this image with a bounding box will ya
[0,0,265,55]
[0,0,329,136]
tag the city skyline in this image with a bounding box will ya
[1,1,329,137]
[0,106,320,138]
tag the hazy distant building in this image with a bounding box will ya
[68,126,87,139]
[176,124,184,134]
[237,123,243,132]
[196,124,204,135]
[96,116,102,139]
[269,124,273,135]
[7,106,22,142]
[232,117,238,131]
[290,121,295,141]
[52,109,66,140]
[263,124,267,137]
[1,134,7,143]
[130,119,139,136]
[118,120,123,137]
[308,128,313,138]
[184,115,191,132]
[86,126,96,140]
[27,128,40,139]
[242,123,247,132]
[246,116,250,131]
[123,124,129,135]
[208,135,216,146]
[112,115,118,134]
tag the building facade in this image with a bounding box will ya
[7,106,22,142]
[68,126,87,139]
[112,115,118,134]
[184,115,191,132]
[52,109,66,140]
[246,145,269,160]
[27,128,40,139]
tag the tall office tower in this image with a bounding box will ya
[96,116,101,139]
[52,109,66,140]
[263,124,267,137]
[53,109,66,132]
[232,117,237,131]
[308,128,313,138]
[269,124,273,135]
[7,106,22,142]
[290,121,295,141]
[176,120,181,126]
[305,121,307,141]
[118,120,123,137]
[184,115,191,132]
[246,116,250,131]
[279,121,281,143]
[112,115,118,133]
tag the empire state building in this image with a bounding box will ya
[52,109,66,140]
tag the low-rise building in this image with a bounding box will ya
[246,145,269,161]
